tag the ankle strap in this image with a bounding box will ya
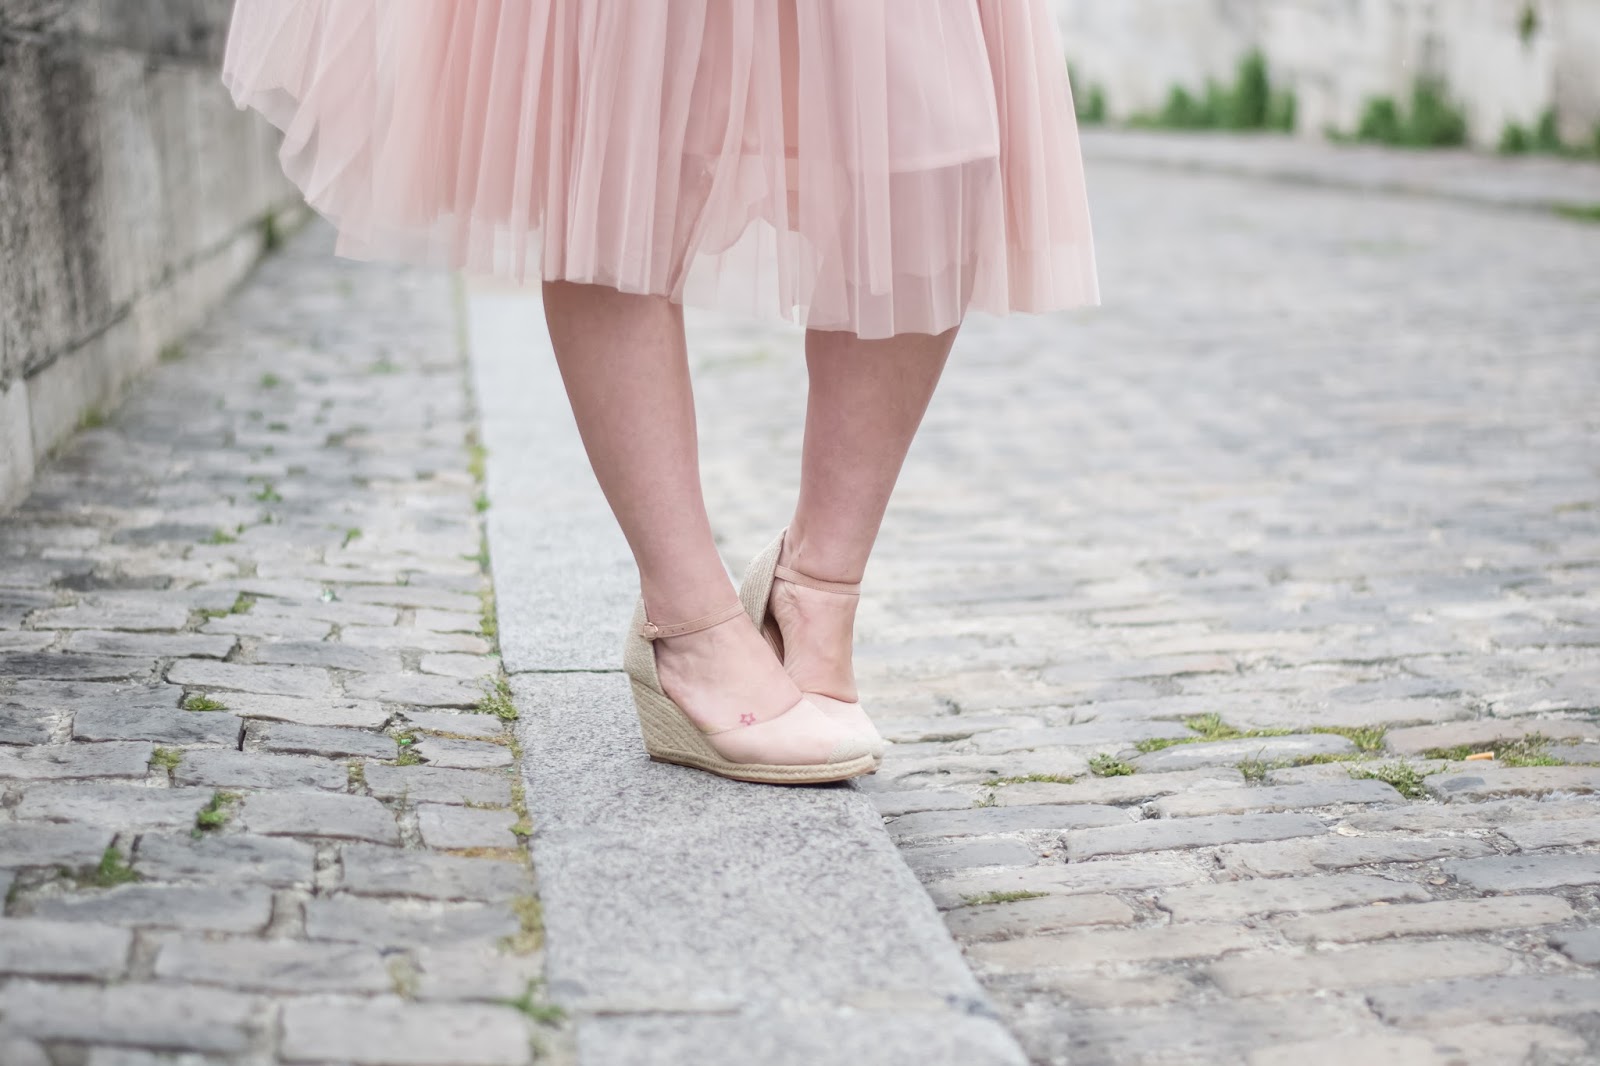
[639,602,746,641]
[774,564,860,597]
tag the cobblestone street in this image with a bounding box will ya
[694,161,1600,1063]
[0,239,557,1063]
[0,140,1598,1065]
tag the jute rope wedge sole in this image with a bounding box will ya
[739,530,888,762]
[622,599,877,785]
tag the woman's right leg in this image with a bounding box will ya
[540,281,809,736]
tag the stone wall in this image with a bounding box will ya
[0,0,300,509]
[1054,0,1600,148]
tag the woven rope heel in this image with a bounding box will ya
[622,597,876,785]
[739,530,888,762]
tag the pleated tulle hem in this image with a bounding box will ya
[223,0,1099,339]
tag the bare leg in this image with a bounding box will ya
[774,326,959,703]
[541,281,806,732]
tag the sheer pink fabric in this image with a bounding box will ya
[223,0,1099,338]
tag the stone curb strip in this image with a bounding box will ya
[1079,128,1600,214]
[467,285,1028,1065]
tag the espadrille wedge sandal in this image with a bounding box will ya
[622,597,877,784]
[739,530,888,762]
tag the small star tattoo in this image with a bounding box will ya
[739,713,756,726]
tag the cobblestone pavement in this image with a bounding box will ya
[693,160,1600,1064]
[0,232,560,1064]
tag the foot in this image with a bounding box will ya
[650,604,860,765]
[768,553,861,705]
[765,548,887,758]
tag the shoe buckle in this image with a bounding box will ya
[639,621,662,640]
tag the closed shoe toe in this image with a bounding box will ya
[622,597,877,785]
[739,529,888,761]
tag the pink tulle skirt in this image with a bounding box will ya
[222,0,1099,338]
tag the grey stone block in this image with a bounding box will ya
[29,599,189,631]
[1158,872,1430,921]
[14,783,214,829]
[364,764,513,806]
[413,945,547,1002]
[304,896,519,949]
[888,804,1130,842]
[153,937,392,993]
[0,918,132,978]
[968,922,1262,972]
[0,654,154,682]
[71,702,242,745]
[280,997,532,1066]
[341,626,493,654]
[1151,778,1401,818]
[340,586,481,612]
[9,680,182,718]
[222,692,390,729]
[0,699,59,744]
[416,804,520,850]
[412,736,512,769]
[31,883,273,933]
[133,832,316,886]
[0,741,153,780]
[1444,853,1600,892]
[239,792,399,845]
[944,894,1135,942]
[1064,812,1327,860]
[339,844,532,901]
[1210,940,1515,997]
[891,838,1041,876]
[991,768,1245,807]
[0,823,114,868]
[1499,815,1600,850]
[419,652,496,679]
[1428,765,1600,801]
[1214,835,1493,878]
[251,720,397,760]
[64,631,236,659]
[579,1011,1026,1066]
[1279,895,1575,943]
[401,709,507,739]
[1551,928,1600,966]
[172,748,346,791]
[200,614,332,641]
[1386,718,1600,755]
[345,673,481,708]
[252,640,402,673]
[167,659,335,699]
[1368,975,1600,1027]
[0,979,261,1052]
[1131,734,1356,772]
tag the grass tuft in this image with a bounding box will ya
[150,747,182,773]
[1312,725,1387,753]
[182,693,228,713]
[502,979,565,1025]
[500,895,545,954]
[193,791,240,835]
[1420,734,1560,767]
[1350,762,1434,800]
[1088,754,1136,777]
[986,772,1075,786]
[1134,714,1291,753]
[476,675,518,721]
[1555,203,1600,224]
[961,890,1049,906]
[67,846,140,888]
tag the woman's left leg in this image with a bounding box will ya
[771,325,959,704]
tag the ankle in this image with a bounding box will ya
[779,522,868,585]
[639,574,740,625]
